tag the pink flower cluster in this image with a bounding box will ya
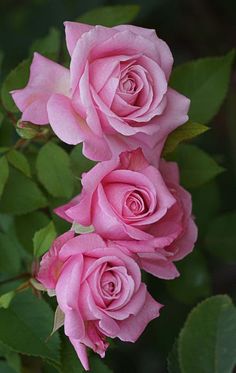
[12,22,197,370]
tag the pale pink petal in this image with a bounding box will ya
[119,148,149,171]
[47,93,88,144]
[37,231,74,289]
[66,158,119,226]
[114,25,174,79]
[171,218,198,261]
[70,26,117,93]
[59,233,106,259]
[69,338,89,371]
[54,196,81,223]
[11,53,70,125]
[159,160,180,185]
[117,292,162,342]
[64,21,94,56]
[138,252,180,279]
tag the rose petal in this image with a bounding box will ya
[11,53,70,125]
[117,292,162,342]
[64,21,94,56]
[47,93,87,145]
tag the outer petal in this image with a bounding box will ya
[37,231,74,289]
[159,159,180,185]
[65,157,119,226]
[138,252,179,279]
[69,338,89,371]
[171,218,198,261]
[59,233,106,259]
[47,93,88,145]
[117,292,162,342]
[64,21,94,56]
[11,53,70,125]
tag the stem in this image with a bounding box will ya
[0,272,31,286]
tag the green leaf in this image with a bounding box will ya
[70,144,96,178]
[36,142,74,198]
[0,156,9,198]
[170,144,224,189]
[0,290,60,366]
[78,5,140,27]
[0,111,4,128]
[7,149,31,177]
[179,295,236,373]
[192,180,220,237]
[0,119,14,147]
[0,361,16,373]
[0,292,15,309]
[170,50,235,123]
[162,121,209,156]
[0,167,47,215]
[0,232,21,275]
[61,338,84,373]
[167,341,181,373]
[0,343,21,373]
[205,212,236,262]
[0,50,4,78]
[29,28,61,60]
[15,211,50,253]
[33,221,57,257]
[167,251,211,305]
[1,58,31,113]
[0,147,10,155]
[90,356,113,373]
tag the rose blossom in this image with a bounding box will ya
[37,231,162,371]
[11,22,189,163]
[55,149,197,279]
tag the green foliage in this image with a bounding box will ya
[33,221,57,257]
[1,58,31,113]
[0,291,60,367]
[78,5,140,27]
[36,142,74,199]
[0,5,234,371]
[0,232,22,275]
[0,167,47,215]
[167,341,181,373]
[0,111,4,128]
[61,338,84,373]
[0,361,17,373]
[0,291,15,309]
[90,357,113,373]
[178,295,236,373]
[170,50,235,123]
[29,28,61,60]
[15,211,50,253]
[167,251,211,305]
[16,121,41,140]
[70,144,96,179]
[205,212,236,262]
[162,121,209,156]
[0,343,21,373]
[170,144,224,189]
[0,156,9,198]
[6,150,31,177]
[191,180,220,237]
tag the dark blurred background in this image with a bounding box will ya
[0,1,236,372]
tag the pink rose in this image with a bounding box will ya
[37,232,162,371]
[11,23,189,163]
[55,149,197,279]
